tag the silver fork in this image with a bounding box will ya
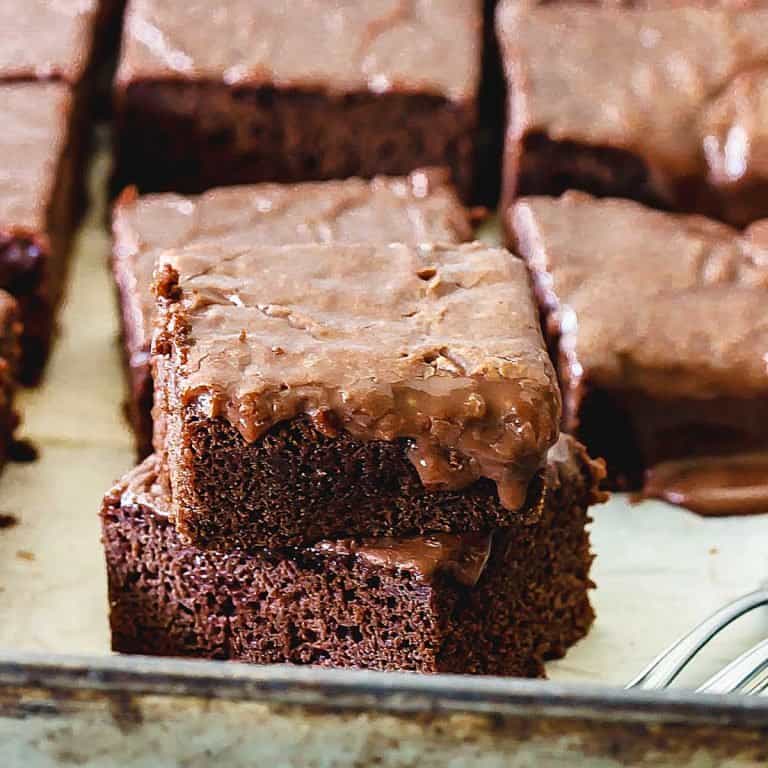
[626,589,768,695]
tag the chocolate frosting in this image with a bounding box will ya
[641,453,768,516]
[312,534,493,587]
[119,454,172,515]
[0,0,101,83]
[155,241,561,510]
[118,0,481,101]
[511,193,768,400]
[498,2,768,201]
[113,170,472,370]
[0,82,72,233]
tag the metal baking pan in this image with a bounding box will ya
[1,154,767,766]
[2,653,768,766]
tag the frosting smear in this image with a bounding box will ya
[641,453,768,516]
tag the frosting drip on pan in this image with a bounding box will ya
[641,453,768,516]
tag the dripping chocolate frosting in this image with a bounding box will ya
[311,533,493,587]
[641,453,768,516]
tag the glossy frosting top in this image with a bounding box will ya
[498,2,768,182]
[0,0,101,82]
[512,192,768,398]
[0,82,71,233]
[118,0,481,100]
[155,241,561,510]
[113,170,472,366]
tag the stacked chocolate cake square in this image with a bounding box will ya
[102,174,603,676]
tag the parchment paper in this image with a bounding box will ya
[0,151,766,689]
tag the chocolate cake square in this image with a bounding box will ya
[113,0,481,200]
[153,241,561,549]
[101,435,601,675]
[0,82,87,383]
[497,2,768,227]
[112,170,473,459]
[510,192,768,513]
[0,2,118,381]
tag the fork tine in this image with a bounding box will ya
[626,589,768,690]
[696,638,768,695]
[742,667,768,695]
[741,665,768,695]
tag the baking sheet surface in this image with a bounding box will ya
[0,154,766,689]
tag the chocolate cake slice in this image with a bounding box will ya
[112,170,473,458]
[497,1,768,227]
[153,241,561,549]
[0,1,119,381]
[113,0,481,200]
[101,435,602,676]
[510,192,768,513]
[0,82,87,383]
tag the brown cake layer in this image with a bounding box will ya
[510,192,768,509]
[153,241,560,549]
[101,435,602,675]
[111,171,473,458]
[497,2,768,226]
[113,0,481,199]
